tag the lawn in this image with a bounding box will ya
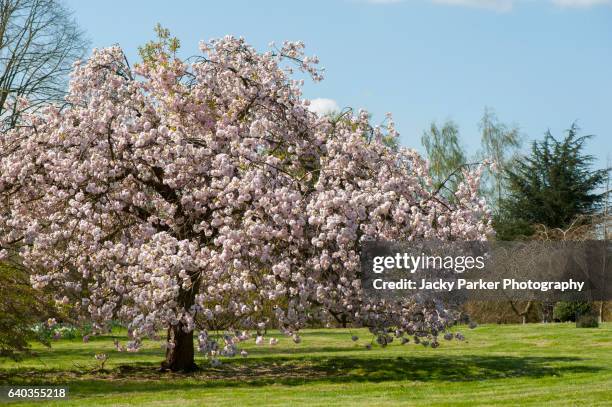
[1,323,611,406]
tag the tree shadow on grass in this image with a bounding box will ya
[208,354,599,384]
[3,344,361,364]
[2,354,602,395]
[243,345,360,356]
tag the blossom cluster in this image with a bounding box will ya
[0,36,491,358]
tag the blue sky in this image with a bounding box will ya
[64,0,611,168]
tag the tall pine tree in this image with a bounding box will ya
[495,124,608,240]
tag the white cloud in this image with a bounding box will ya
[551,0,612,7]
[308,98,340,116]
[431,0,514,11]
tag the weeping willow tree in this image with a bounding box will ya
[421,120,466,199]
[478,107,521,208]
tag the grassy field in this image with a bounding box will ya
[1,323,611,406]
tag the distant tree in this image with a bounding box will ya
[421,120,467,197]
[0,0,88,130]
[600,158,610,322]
[495,124,608,240]
[478,107,521,207]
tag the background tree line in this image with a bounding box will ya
[421,109,610,324]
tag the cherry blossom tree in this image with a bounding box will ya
[0,34,491,371]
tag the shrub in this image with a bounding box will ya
[553,302,592,322]
[576,312,599,328]
[0,263,57,358]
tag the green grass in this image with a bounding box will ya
[1,323,611,406]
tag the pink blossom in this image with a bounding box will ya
[0,36,491,358]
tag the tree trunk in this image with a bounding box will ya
[161,284,199,372]
[509,300,532,324]
[162,322,197,372]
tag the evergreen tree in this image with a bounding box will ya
[495,124,608,240]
